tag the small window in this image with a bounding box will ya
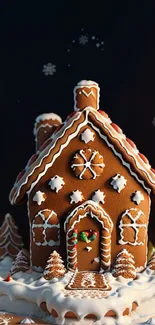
[118,208,147,246]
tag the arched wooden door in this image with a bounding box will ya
[64,200,113,272]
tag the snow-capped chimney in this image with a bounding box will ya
[74,80,100,111]
[33,113,62,151]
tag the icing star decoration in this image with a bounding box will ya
[92,189,105,204]
[33,191,46,205]
[70,190,84,204]
[110,174,127,193]
[80,128,95,144]
[49,175,65,193]
[131,190,144,205]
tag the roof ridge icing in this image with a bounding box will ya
[9,106,155,205]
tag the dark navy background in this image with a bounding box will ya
[1,2,155,247]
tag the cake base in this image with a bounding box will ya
[0,265,155,324]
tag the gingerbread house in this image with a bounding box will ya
[9,80,155,273]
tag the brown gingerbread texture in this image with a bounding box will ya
[5,80,155,322]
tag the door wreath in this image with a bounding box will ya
[79,230,98,243]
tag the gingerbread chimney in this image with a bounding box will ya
[74,80,100,111]
[33,113,62,151]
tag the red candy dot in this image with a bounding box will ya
[67,112,77,120]
[15,169,25,183]
[138,153,149,164]
[55,124,63,133]
[27,153,39,167]
[126,138,137,149]
[98,110,109,118]
[111,123,123,134]
[40,138,52,151]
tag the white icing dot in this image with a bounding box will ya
[131,191,144,205]
[92,189,105,204]
[48,175,65,193]
[110,174,127,193]
[33,190,46,206]
[96,43,100,47]
[70,190,84,204]
[80,128,95,144]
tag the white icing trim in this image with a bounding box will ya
[64,200,113,270]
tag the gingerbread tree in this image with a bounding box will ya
[0,213,23,260]
[147,252,155,270]
[43,250,66,280]
[112,249,136,279]
[10,249,30,275]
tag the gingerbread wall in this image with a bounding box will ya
[28,124,150,270]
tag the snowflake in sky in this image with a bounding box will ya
[152,117,155,126]
[42,63,56,76]
[79,35,88,45]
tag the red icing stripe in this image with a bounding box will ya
[15,169,26,183]
[40,138,52,152]
[151,168,155,174]
[98,110,109,118]
[138,153,149,165]
[55,124,63,133]
[27,153,39,167]
[126,138,137,149]
[111,123,123,134]
[66,112,77,120]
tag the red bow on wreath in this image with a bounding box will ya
[79,230,98,243]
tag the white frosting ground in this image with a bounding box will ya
[0,265,155,325]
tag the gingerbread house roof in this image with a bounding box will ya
[9,84,155,205]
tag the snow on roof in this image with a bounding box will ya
[9,107,155,205]
[77,80,98,86]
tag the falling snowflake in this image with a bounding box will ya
[42,63,56,76]
[79,35,89,45]
[152,117,155,126]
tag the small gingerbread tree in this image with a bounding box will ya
[43,250,66,280]
[0,213,23,260]
[147,252,155,270]
[10,249,30,275]
[112,249,136,279]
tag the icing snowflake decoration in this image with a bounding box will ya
[131,190,144,205]
[80,128,95,144]
[70,190,84,204]
[71,148,105,180]
[42,63,56,76]
[33,190,46,205]
[92,189,105,204]
[48,175,65,193]
[110,174,127,193]
[32,209,60,246]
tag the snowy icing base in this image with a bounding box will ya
[0,264,155,325]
